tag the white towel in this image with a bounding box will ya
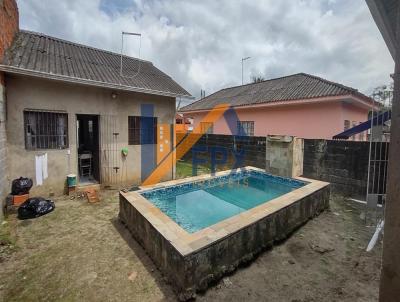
[35,155,43,186]
[35,153,48,186]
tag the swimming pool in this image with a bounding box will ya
[141,170,306,233]
[119,167,329,300]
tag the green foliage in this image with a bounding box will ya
[370,82,393,108]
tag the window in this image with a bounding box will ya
[128,116,157,145]
[237,121,254,136]
[344,120,350,130]
[200,122,213,134]
[24,110,68,150]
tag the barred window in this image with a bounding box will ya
[128,116,157,145]
[24,110,68,150]
[200,122,213,134]
[237,121,254,136]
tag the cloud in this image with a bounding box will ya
[17,0,394,100]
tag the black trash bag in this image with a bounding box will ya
[11,177,33,195]
[18,197,55,220]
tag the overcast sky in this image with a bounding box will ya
[18,0,394,101]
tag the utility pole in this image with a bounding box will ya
[241,57,251,85]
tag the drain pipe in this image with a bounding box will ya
[367,219,384,252]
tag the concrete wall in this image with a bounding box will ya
[303,139,372,199]
[0,83,8,218]
[184,99,370,140]
[5,75,176,196]
[265,136,304,178]
[292,137,304,177]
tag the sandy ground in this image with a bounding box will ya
[0,192,382,302]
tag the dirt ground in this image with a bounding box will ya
[0,192,382,302]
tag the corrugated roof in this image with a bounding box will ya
[180,73,372,112]
[0,30,191,98]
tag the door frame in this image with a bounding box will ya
[76,114,101,184]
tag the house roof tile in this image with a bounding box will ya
[180,73,372,112]
[0,30,191,98]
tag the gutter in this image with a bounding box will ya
[0,65,194,99]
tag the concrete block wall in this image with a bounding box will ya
[177,135,383,199]
[303,139,372,199]
[176,133,304,178]
[177,134,267,170]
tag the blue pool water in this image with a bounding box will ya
[140,171,306,233]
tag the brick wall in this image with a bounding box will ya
[0,0,19,62]
[0,0,18,85]
[0,0,19,219]
[303,139,388,199]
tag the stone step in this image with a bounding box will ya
[77,183,101,192]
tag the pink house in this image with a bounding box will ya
[179,73,375,140]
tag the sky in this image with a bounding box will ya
[18,0,394,103]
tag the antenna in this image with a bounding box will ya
[120,31,142,78]
[177,97,182,110]
[241,56,251,85]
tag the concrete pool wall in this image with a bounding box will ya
[119,167,330,300]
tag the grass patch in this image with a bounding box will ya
[0,219,17,257]
[176,161,210,179]
[0,221,16,246]
[176,160,238,179]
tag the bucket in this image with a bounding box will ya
[67,174,77,187]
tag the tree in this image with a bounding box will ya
[370,82,393,108]
[251,76,265,83]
